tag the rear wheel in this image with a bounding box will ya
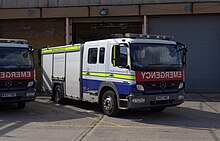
[150,107,165,112]
[102,91,120,117]
[54,85,64,104]
[17,102,25,109]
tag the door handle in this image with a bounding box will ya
[109,74,114,77]
[86,72,90,75]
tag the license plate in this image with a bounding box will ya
[1,93,16,98]
[156,96,169,101]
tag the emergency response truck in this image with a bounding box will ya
[0,38,36,108]
[42,33,187,116]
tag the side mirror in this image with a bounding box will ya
[178,44,187,67]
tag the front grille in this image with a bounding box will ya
[0,80,29,91]
[141,81,180,90]
[137,81,182,94]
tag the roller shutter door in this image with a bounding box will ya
[149,15,220,92]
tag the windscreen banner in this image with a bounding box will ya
[136,70,183,82]
[0,70,34,80]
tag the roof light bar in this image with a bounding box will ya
[0,38,28,44]
[124,33,174,40]
[111,34,124,38]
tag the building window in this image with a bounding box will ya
[99,47,105,64]
[88,48,98,64]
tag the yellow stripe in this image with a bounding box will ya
[82,72,87,75]
[82,71,135,80]
[90,72,109,77]
[42,45,80,54]
[113,74,135,80]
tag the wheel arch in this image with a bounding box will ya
[52,81,65,96]
[98,81,119,105]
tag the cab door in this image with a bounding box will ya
[83,46,98,93]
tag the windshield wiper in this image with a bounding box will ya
[18,65,33,68]
[168,64,181,68]
[132,65,152,70]
[132,64,181,70]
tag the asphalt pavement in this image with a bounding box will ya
[0,93,220,141]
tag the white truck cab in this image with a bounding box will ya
[42,33,187,116]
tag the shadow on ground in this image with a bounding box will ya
[0,99,100,138]
[44,96,220,130]
[1,93,220,138]
[116,105,220,130]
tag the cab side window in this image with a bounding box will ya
[99,47,105,64]
[88,48,98,64]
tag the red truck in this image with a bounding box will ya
[0,38,36,108]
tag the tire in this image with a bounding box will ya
[17,102,25,109]
[150,107,165,112]
[102,90,120,117]
[54,85,64,104]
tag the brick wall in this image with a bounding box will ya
[0,19,65,91]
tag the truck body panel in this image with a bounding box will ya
[42,54,53,92]
[66,51,81,98]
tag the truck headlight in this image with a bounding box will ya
[27,81,34,87]
[136,85,145,91]
[178,82,184,89]
[178,95,184,100]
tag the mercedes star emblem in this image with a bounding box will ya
[5,80,12,88]
[160,81,166,89]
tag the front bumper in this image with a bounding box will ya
[0,89,36,103]
[119,92,185,109]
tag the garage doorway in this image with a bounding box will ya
[72,17,142,43]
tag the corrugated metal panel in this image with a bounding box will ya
[0,0,38,8]
[58,0,78,6]
[38,0,48,7]
[149,15,220,92]
[48,0,58,7]
[17,0,38,8]
[0,0,220,8]
[0,0,18,8]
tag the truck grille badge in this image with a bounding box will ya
[5,80,12,88]
[160,81,166,89]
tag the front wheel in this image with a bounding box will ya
[102,91,120,117]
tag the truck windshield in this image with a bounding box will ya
[130,43,181,70]
[0,47,34,69]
